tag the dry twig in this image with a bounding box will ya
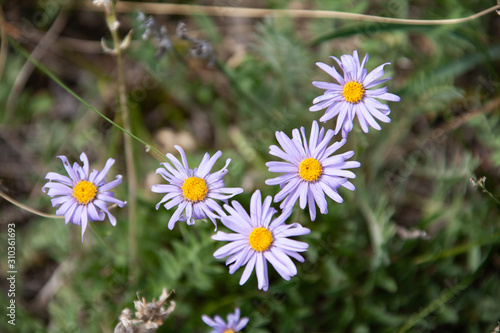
[82,1,500,24]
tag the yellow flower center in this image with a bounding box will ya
[298,158,322,182]
[249,227,273,252]
[223,330,235,333]
[182,177,208,202]
[73,180,98,205]
[342,81,364,103]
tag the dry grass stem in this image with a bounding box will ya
[0,189,63,219]
[114,289,176,333]
[81,2,500,25]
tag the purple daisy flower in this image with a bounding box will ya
[212,190,310,291]
[265,121,360,221]
[310,50,401,138]
[151,145,243,230]
[202,308,249,333]
[42,152,126,241]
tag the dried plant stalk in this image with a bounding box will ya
[114,289,176,333]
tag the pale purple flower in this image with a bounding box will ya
[151,145,243,230]
[202,308,249,333]
[42,152,126,241]
[212,190,310,291]
[265,121,360,221]
[310,50,401,138]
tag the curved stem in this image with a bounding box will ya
[83,2,500,25]
[0,189,63,219]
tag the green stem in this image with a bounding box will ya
[88,222,116,254]
[479,184,500,207]
[398,246,494,333]
[107,2,138,285]
[9,40,166,161]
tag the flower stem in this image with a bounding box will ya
[86,2,500,25]
[471,177,500,207]
[0,189,63,219]
[106,3,138,285]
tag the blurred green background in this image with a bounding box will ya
[1,0,500,332]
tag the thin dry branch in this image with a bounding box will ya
[81,2,500,25]
[1,20,103,53]
[402,97,500,155]
[432,97,500,135]
[0,189,62,219]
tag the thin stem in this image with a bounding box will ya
[9,39,166,161]
[433,97,500,136]
[0,189,63,219]
[482,189,500,206]
[107,3,138,284]
[83,2,500,25]
[397,273,472,333]
[401,97,500,156]
[88,222,116,254]
[477,184,500,207]
[399,247,494,333]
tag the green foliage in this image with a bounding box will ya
[1,0,500,332]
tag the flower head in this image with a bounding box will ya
[212,190,310,291]
[310,50,400,138]
[202,308,249,333]
[265,121,360,221]
[151,145,243,230]
[42,153,126,241]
